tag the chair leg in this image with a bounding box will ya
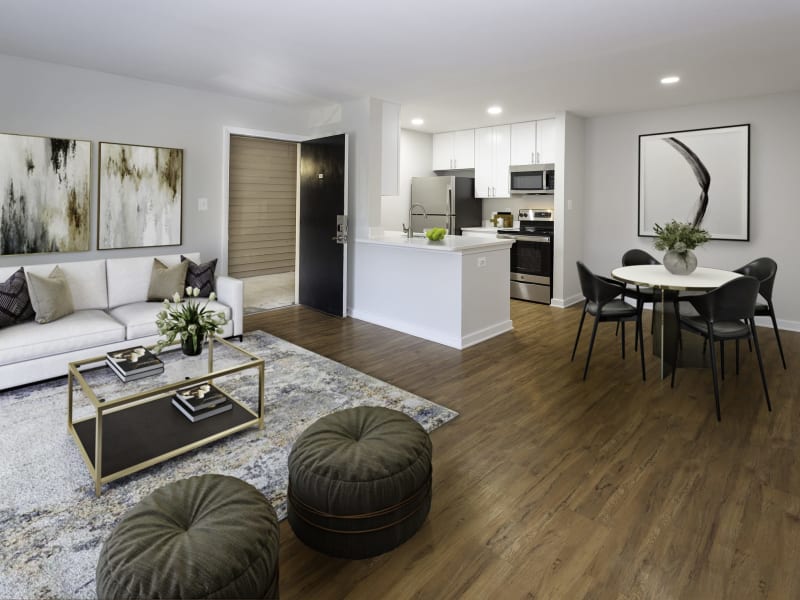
[707,331,722,422]
[720,341,725,381]
[583,315,601,380]
[768,304,787,369]
[638,312,646,381]
[571,304,588,361]
[671,323,681,389]
[751,318,772,412]
[620,321,626,359]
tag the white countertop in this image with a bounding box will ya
[357,233,514,252]
[461,227,503,234]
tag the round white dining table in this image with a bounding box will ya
[611,265,741,378]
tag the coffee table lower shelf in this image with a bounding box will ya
[71,394,258,493]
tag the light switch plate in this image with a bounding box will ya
[198,197,208,211]
[477,256,487,267]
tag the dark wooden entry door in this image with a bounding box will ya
[298,134,348,316]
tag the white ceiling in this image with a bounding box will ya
[2,0,800,133]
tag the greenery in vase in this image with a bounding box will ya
[153,287,228,353]
[653,220,710,254]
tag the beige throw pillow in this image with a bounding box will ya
[147,259,189,301]
[27,266,75,324]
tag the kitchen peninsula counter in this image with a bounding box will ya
[351,234,513,349]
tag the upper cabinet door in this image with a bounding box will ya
[510,121,536,166]
[474,127,494,198]
[492,125,511,198]
[432,132,454,171]
[535,118,556,164]
[452,129,475,169]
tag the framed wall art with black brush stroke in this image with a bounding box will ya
[0,132,91,255]
[98,142,183,250]
[638,124,750,241]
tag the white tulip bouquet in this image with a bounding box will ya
[153,287,228,354]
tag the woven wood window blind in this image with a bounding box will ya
[228,135,298,278]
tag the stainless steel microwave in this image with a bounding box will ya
[510,166,555,194]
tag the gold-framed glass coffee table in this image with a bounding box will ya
[67,336,264,496]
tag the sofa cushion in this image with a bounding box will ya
[27,266,75,324]
[182,255,217,297]
[0,268,35,327]
[0,309,126,366]
[110,300,232,340]
[107,253,199,308]
[25,260,109,311]
[147,259,189,301]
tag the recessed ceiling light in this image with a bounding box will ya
[411,118,424,126]
[660,75,680,85]
[487,105,503,115]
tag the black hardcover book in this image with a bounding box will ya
[106,359,164,383]
[106,346,163,374]
[174,385,228,413]
[174,383,228,411]
[172,397,232,422]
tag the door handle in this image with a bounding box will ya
[332,214,348,244]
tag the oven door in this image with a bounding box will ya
[508,235,552,278]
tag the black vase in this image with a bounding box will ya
[181,333,205,356]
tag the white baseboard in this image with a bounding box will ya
[349,309,512,350]
[551,293,583,309]
[460,320,513,348]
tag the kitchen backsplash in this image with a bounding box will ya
[481,194,554,223]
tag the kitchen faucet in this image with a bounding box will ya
[407,203,427,238]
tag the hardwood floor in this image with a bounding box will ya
[245,301,799,599]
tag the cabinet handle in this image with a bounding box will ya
[531,151,534,164]
[454,159,457,169]
[536,151,540,163]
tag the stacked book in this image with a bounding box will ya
[171,382,232,422]
[106,346,164,382]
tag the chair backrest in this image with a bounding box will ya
[689,275,760,322]
[621,249,661,267]
[733,257,777,300]
[576,261,623,305]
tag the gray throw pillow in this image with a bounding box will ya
[147,259,189,301]
[0,267,36,327]
[27,266,75,324]
[181,255,217,297]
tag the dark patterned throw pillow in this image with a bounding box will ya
[0,267,35,328]
[181,256,217,298]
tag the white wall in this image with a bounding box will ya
[0,54,311,271]
[380,128,433,231]
[584,91,800,329]
[557,111,585,306]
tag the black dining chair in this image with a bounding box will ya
[620,249,661,349]
[670,275,771,421]
[733,257,786,369]
[572,261,645,381]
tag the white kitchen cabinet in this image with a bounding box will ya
[509,118,556,165]
[474,125,510,198]
[536,118,556,164]
[432,129,474,170]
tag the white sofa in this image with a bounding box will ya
[0,252,243,390]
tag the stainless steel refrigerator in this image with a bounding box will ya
[410,176,481,235]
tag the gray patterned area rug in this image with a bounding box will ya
[0,330,457,599]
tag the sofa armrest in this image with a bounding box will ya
[215,276,243,337]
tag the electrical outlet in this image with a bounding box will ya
[477,256,487,268]
[198,197,208,211]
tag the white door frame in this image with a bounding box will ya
[222,126,349,312]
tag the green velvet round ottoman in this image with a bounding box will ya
[96,474,279,599]
[287,406,432,559]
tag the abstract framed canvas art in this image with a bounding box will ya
[0,133,91,255]
[638,124,750,241]
[98,142,183,250]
